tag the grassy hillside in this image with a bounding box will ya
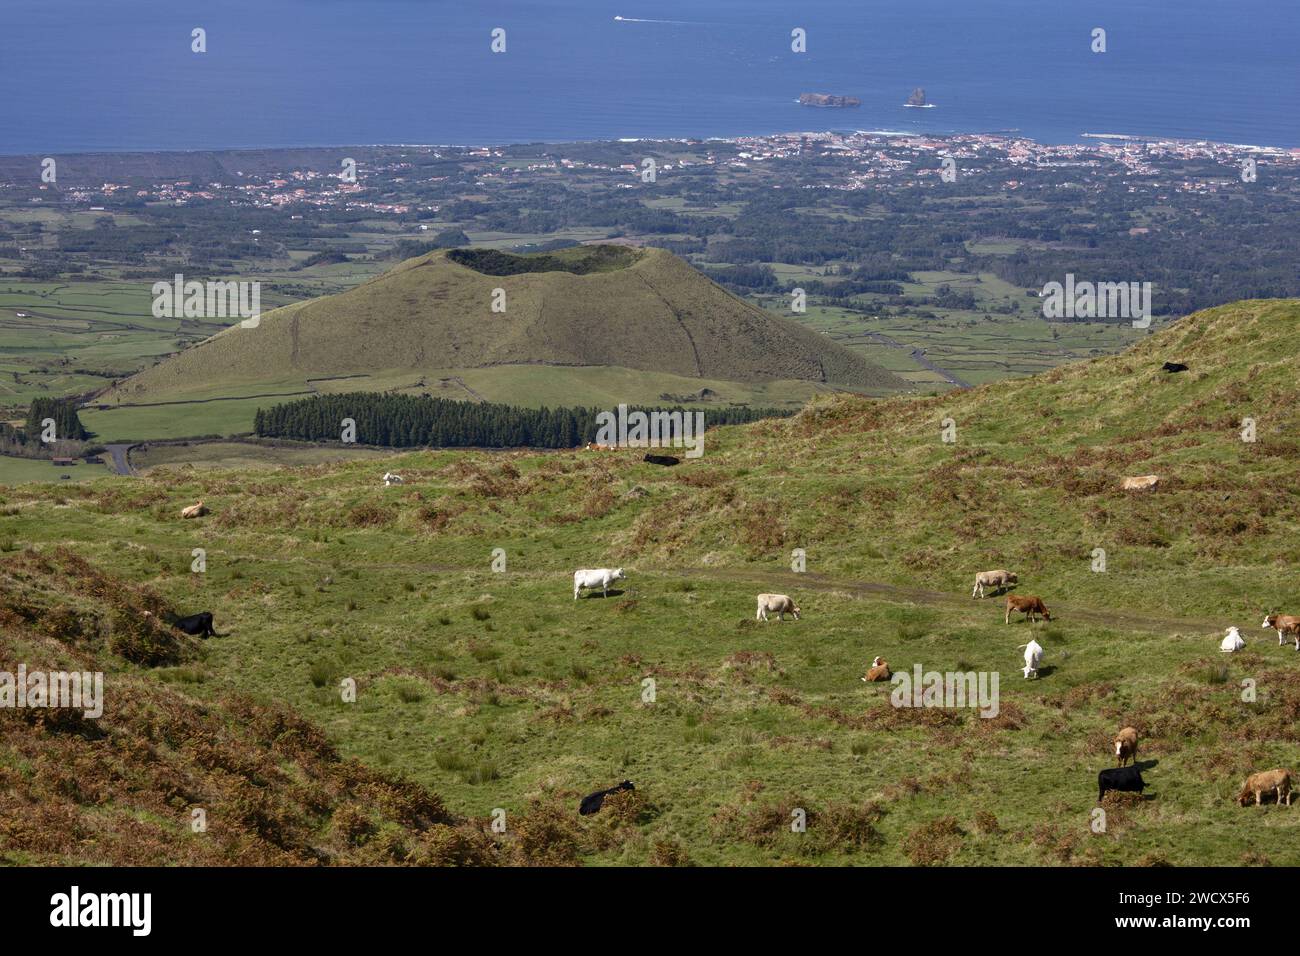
[4,298,1300,866]
[103,246,904,413]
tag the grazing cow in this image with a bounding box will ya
[972,569,1018,599]
[861,656,892,683]
[756,593,801,623]
[1161,362,1189,373]
[169,611,215,639]
[1262,613,1300,651]
[1098,765,1146,802]
[643,454,680,467]
[579,780,635,816]
[1005,594,1051,624]
[1220,626,1246,653]
[1020,639,1044,679]
[382,472,404,486]
[179,500,208,519]
[585,442,613,451]
[1114,727,1139,767]
[573,567,625,600]
[1120,475,1160,491]
[1237,769,1292,808]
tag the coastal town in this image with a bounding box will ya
[10,129,1299,216]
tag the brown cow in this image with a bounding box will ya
[1114,727,1138,767]
[861,657,892,683]
[1262,613,1300,651]
[1120,475,1160,491]
[1005,594,1051,624]
[1237,769,1292,807]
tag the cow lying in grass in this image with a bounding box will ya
[382,472,404,486]
[1005,594,1051,624]
[579,780,634,815]
[972,569,1017,599]
[756,593,800,623]
[1262,613,1300,650]
[573,568,625,600]
[179,501,208,519]
[1237,769,1291,807]
[1220,626,1246,652]
[861,657,891,682]
[1120,475,1160,491]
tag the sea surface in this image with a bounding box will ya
[2,0,1297,154]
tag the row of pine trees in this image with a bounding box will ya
[252,392,791,449]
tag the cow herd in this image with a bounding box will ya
[167,471,1293,823]
[570,560,1296,811]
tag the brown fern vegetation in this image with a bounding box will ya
[0,549,492,866]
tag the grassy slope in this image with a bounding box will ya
[103,247,904,408]
[4,298,1300,866]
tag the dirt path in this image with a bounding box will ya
[662,566,1219,636]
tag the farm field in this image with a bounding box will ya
[0,454,107,484]
[5,298,1300,866]
[129,440,395,473]
[766,272,1144,389]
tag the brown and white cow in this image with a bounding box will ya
[861,656,891,683]
[1120,475,1160,491]
[1114,727,1139,767]
[1005,594,1051,624]
[1263,613,1300,651]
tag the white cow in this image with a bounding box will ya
[1019,639,1043,679]
[383,472,404,486]
[756,593,801,623]
[574,567,625,600]
[972,569,1017,599]
[1220,626,1246,653]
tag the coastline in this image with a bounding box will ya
[2,125,1298,159]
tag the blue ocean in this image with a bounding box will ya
[2,0,1297,153]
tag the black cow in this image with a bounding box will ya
[169,611,216,639]
[643,454,681,467]
[1098,765,1146,802]
[1161,362,1189,373]
[579,780,635,816]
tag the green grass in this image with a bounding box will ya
[6,297,1300,865]
[0,454,106,484]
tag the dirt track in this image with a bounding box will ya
[664,566,1221,636]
